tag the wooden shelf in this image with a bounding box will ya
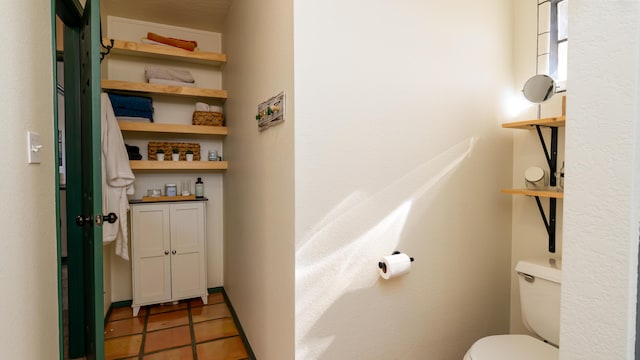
[106,38,227,66]
[130,160,228,171]
[503,95,566,129]
[502,116,566,129]
[118,121,227,136]
[102,80,227,100]
[501,188,564,199]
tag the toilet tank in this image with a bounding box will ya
[516,257,562,346]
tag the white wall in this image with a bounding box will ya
[223,0,295,359]
[104,17,226,301]
[0,1,60,358]
[509,0,566,335]
[294,1,514,358]
[561,2,640,359]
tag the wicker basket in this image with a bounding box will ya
[192,111,224,126]
[148,142,201,161]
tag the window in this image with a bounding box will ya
[556,0,568,87]
[537,0,568,91]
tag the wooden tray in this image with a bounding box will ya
[141,195,196,202]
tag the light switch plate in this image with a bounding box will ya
[27,131,42,164]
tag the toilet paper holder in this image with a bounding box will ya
[378,251,414,273]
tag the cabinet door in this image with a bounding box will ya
[169,202,206,300]
[131,204,172,305]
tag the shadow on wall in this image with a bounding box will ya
[296,137,478,359]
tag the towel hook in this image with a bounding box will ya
[99,20,113,62]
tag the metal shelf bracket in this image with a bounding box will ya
[533,125,559,253]
[534,196,557,253]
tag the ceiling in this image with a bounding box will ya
[101,0,231,33]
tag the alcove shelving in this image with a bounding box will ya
[103,37,228,171]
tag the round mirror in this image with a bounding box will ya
[522,74,556,103]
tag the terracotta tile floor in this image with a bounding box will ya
[104,293,250,360]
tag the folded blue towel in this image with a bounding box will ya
[107,93,154,121]
[112,108,154,120]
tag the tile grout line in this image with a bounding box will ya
[195,334,243,345]
[188,301,198,359]
[138,309,149,360]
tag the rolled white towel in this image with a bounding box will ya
[145,66,195,83]
[209,105,223,113]
[195,102,210,112]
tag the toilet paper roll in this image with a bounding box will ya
[378,253,412,280]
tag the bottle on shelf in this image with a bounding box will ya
[195,177,204,198]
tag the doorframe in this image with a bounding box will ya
[52,4,63,359]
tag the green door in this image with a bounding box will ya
[58,0,104,358]
[78,0,104,358]
[63,20,88,358]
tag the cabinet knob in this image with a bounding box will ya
[164,250,169,255]
[172,250,177,255]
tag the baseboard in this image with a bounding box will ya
[105,299,129,324]
[216,288,257,360]
[112,299,133,308]
[208,286,224,294]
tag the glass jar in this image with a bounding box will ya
[165,183,177,197]
[208,149,218,161]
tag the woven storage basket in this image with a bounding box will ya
[192,111,224,126]
[148,142,201,161]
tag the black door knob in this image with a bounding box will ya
[75,213,118,226]
[103,213,118,224]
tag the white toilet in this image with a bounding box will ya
[464,257,561,360]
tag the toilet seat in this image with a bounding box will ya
[464,334,558,360]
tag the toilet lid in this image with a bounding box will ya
[467,335,558,360]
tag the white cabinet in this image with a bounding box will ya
[130,201,208,316]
